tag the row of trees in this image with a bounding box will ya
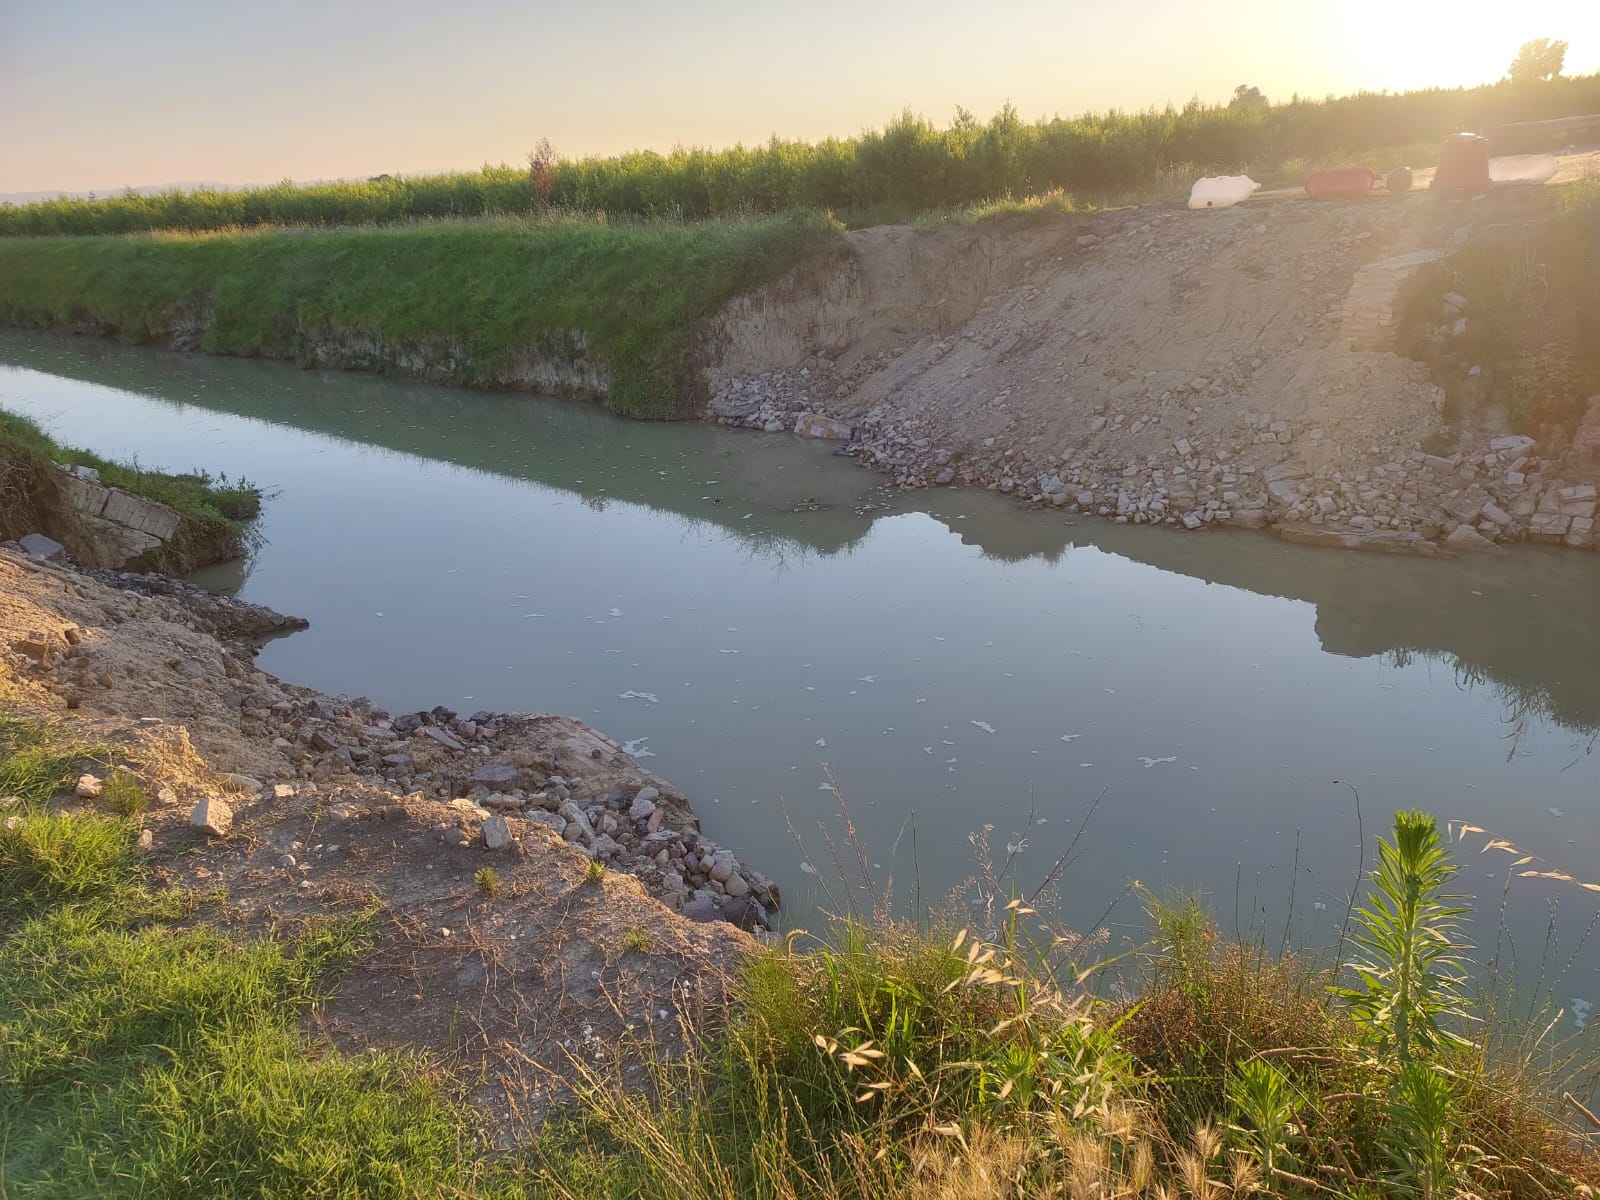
[3,55,1593,237]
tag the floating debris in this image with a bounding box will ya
[1138,756,1178,768]
[609,607,622,617]
[1574,998,1593,1030]
[971,721,997,735]
[619,691,659,704]
[1060,733,1082,743]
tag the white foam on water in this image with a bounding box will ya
[971,721,997,734]
[1572,998,1592,1029]
[1060,734,1082,742]
[1139,756,1178,768]
[621,737,656,759]
[609,607,622,616]
[619,691,659,704]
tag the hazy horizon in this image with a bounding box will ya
[2,0,1592,197]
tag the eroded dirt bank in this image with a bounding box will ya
[705,164,1600,555]
[0,545,779,1139]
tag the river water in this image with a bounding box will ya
[3,332,1597,1005]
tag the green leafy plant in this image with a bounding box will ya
[1381,1061,1473,1199]
[1335,811,1472,1066]
[473,866,500,895]
[1225,1057,1302,1179]
[582,858,606,885]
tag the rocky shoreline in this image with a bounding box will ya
[4,541,780,932]
[711,381,1600,555]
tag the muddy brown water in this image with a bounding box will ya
[3,331,1597,1015]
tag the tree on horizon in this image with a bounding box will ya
[1506,38,1568,84]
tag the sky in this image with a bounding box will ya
[1,0,1593,196]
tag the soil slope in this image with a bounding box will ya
[707,155,1600,553]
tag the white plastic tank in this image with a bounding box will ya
[1187,175,1260,209]
[1489,154,1559,185]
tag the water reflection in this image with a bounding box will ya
[6,331,1597,740]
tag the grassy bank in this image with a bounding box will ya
[0,714,494,1198]
[4,706,1595,1197]
[0,212,839,419]
[3,76,1597,236]
[0,407,259,568]
[1400,177,1600,439]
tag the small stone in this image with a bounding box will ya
[14,631,54,665]
[724,872,750,898]
[190,797,233,837]
[681,897,721,923]
[1444,524,1501,553]
[137,829,154,851]
[278,853,297,867]
[75,773,103,799]
[482,815,512,850]
[220,773,263,795]
[309,729,340,753]
[417,725,465,752]
[18,533,66,562]
[629,792,658,820]
[469,763,520,792]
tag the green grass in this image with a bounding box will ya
[5,712,1597,1197]
[0,713,507,1198]
[0,212,839,419]
[531,817,1600,1200]
[2,75,1596,235]
[0,406,260,545]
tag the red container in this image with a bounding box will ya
[1431,133,1491,194]
[1304,166,1377,199]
